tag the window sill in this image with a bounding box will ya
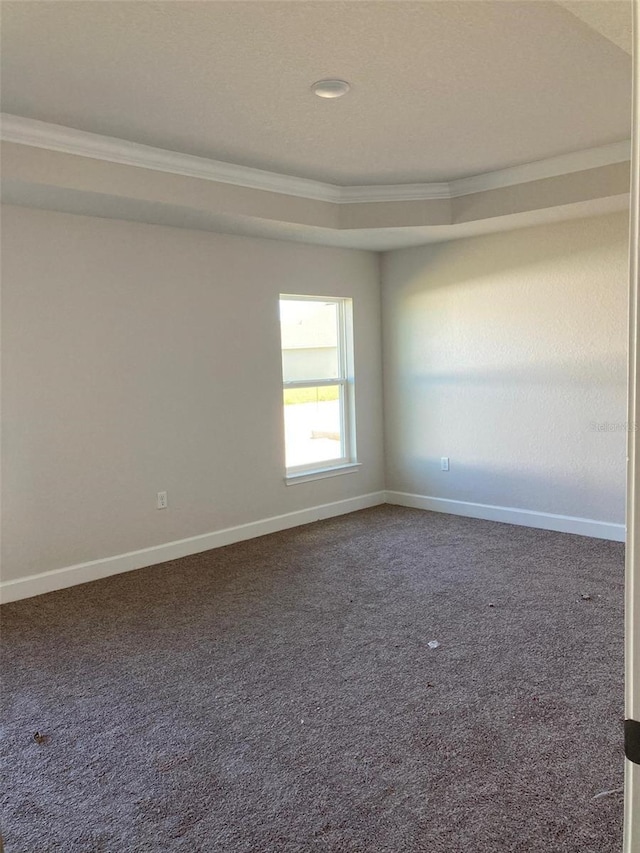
[285,462,361,486]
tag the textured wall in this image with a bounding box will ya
[382,212,630,523]
[1,206,384,581]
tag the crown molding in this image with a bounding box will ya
[0,113,341,203]
[339,182,451,202]
[449,139,631,198]
[0,113,631,206]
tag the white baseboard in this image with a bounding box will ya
[385,490,626,542]
[2,489,624,604]
[0,491,386,604]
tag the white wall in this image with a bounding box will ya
[1,206,384,584]
[382,212,630,525]
[2,205,630,595]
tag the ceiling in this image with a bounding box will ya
[0,0,632,186]
[556,0,632,53]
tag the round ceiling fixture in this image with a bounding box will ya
[311,79,351,99]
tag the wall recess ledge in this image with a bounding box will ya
[0,114,631,250]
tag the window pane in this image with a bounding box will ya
[280,299,339,382]
[283,385,343,469]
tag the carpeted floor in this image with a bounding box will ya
[0,506,625,852]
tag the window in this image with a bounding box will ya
[279,295,358,482]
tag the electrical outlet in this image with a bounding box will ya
[440,457,450,472]
[157,491,168,509]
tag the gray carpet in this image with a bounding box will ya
[0,506,625,852]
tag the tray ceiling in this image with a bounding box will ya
[0,0,632,186]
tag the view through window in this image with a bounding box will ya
[279,295,355,476]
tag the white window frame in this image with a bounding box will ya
[280,294,359,484]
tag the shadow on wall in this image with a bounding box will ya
[382,214,629,526]
[394,357,626,389]
[388,456,626,525]
[384,367,626,523]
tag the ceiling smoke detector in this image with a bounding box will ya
[312,79,351,99]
